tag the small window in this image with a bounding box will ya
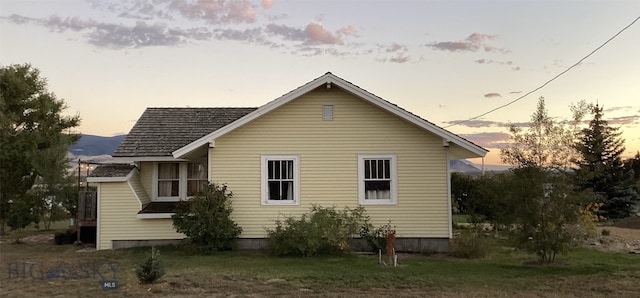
[358,154,397,205]
[261,155,300,205]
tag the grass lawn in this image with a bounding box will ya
[1,227,639,297]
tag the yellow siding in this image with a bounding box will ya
[138,162,153,197]
[129,171,150,206]
[97,181,183,250]
[211,87,450,238]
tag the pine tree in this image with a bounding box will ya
[574,105,638,218]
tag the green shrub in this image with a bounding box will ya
[359,221,393,253]
[172,183,242,254]
[136,247,165,284]
[450,226,490,259]
[267,205,368,257]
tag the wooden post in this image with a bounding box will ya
[386,230,396,266]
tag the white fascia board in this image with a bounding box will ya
[87,176,127,183]
[137,213,174,219]
[112,156,189,163]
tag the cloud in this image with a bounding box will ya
[604,106,633,113]
[609,115,640,126]
[338,24,357,37]
[169,0,257,24]
[5,2,358,53]
[261,0,274,9]
[305,22,341,44]
[427,32,507,53]
[460,132,511,148]
[484,93,501,99]
[443,119,529,128]
[88,21,185,48]
[375,43,410,63]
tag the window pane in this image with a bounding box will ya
[187,180,208,196]
[268,181,280,200]
[365,181,391,200]
[282,181,293,200]
[158,163,179,179]
[188,162,206,179]
[384,160,390,179]
[370,160,377,179]
[158,181,180,197]
[364,160,371,179]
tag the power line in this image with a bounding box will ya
[444,15,640,129]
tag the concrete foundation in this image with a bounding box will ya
[110,237,450,253]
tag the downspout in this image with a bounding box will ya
[95,184,101,250]
[208,141,214,183]
[443,140,453,239]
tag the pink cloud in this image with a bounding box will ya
[428,32,507,53]
[338,24,357,36]
[261,0,274,9]
[305,22,341,44]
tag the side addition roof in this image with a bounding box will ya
[87,164,137,182]
[173,72,488,159]
[113,107,257,158]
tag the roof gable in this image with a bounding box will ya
[173,72,487,159]
[114,107,256,157]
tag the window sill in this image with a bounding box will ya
[137,213,174,219]
[261,200,300,206]
[359,200,398,206]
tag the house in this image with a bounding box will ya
[88,72,488,251]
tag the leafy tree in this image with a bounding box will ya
[574,105,638,218]
[499,98,595,263]
[172,183,242,253]
[500,97,586,170]
[506,168,591,263]
[0,64,80,234]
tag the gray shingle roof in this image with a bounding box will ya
[89,164,136,178]
[113,108,257,157]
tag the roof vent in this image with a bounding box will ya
[322,105,334,121]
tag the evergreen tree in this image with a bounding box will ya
[574,105,638,218]
[0,64,80,234]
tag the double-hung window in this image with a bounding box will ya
[153,160,208,201]
[261,155,300,205]
[187,162,208,196]
[157,163,180,198]
[358,154,397,205]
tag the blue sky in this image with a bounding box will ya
[1,0,639,164]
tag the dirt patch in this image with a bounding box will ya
[18,233,54,244]
[588,219,640,253]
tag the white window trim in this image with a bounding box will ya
[152,160,207,202]
[261,155,300,206]
[358,154,398,205]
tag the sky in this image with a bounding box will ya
[1,0,639,165]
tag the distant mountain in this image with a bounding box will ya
[68,134,126,157]
[449,159,482,173]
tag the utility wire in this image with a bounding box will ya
[444,15,640,129]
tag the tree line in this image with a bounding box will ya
[452,98,639,262]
